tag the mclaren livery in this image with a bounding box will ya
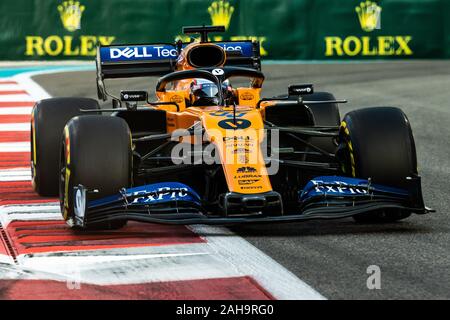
[31,26,431,230]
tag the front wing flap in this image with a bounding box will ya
[71,176,431,228]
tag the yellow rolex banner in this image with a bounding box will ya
[0,0,448,60]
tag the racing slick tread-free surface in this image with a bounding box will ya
[31,97,100,196]
[340,106,417,187]
[61,115,132,229]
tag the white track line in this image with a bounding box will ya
[23,252,211,264]
[0,107,32,115]
[0,123,29,131]
[0,256,13,264]
[0,254,13,264]
[0,203,60,228]
[0,94,34,102]
[14,72,52,100]
[0,142,30,152]
[15,244,242,285]
[0,168,31,181]
[0,204,247,285]
[190,225,325,299]
[0,84,22,91]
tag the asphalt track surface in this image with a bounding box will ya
[34,60,450,299]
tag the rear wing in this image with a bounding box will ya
[96,41,261,100]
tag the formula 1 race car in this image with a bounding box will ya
[31,26,431,230]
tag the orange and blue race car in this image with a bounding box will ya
[30,26,431,230]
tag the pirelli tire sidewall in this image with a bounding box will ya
[338,107,418,222]
[31,97,100,196]
[338,106,417,186]
[60,115,132,229]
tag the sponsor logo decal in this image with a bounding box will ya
[223,135,251,141]
[220,43,243,52]
[208,0,235,30]
[288,84,314,95]
[238,154,250,164]
[131,187,189,204]
[212,68,224,76]
[120,91,148,101]
[218,119,251,130]
[174,0,268,56]
[211,111,247,118]
[356,1,381,32]
[235,166,261,186]
[208,0,267,55]
[324,1,413,57]
[58,0,85,32]
[239,92,254,101]
[104,45,178,61]
[25,0,265,58]
[224,135,255,155]
[310,180,368,195]
[25,0,115,57]
[237,166,257,173]
[240,185,263,190]
[170,95,184,103]
[110,47,153,59]
[231,147,250,154]
[238,179,260,185]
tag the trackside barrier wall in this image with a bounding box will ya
[0,0,448,60]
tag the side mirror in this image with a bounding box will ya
[288,84,314,96]
[120,90,148,102]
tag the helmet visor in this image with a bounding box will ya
[192,82,218,97]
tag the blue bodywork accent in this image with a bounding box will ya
[89,182,201,208]
[89,177,410,210]
[76,176,427,227]
[300,176,409,202]
[100,42,254,63]
[215,42,254,57]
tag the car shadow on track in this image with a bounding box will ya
[214,218,434,238]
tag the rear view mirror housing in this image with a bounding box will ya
[288,84,314,96]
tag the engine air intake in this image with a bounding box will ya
[187,45,225,68]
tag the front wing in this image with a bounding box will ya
[70,176,431,228]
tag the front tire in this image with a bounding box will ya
[60,115,132,230]
[338,107,417,223]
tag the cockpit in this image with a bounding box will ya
[155,67,265,110]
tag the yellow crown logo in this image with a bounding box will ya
[208,0,235,30]
[57,0,85,32]
[355,1,382,32]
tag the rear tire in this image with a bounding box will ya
[60,115,132,230]
[31,98,99,196]
[267,91,340,155]
[337,107,417,223]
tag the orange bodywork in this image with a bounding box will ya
[150,42,274,195]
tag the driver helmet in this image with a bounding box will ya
[190,79,233,106]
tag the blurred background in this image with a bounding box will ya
[0,0,448,61]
